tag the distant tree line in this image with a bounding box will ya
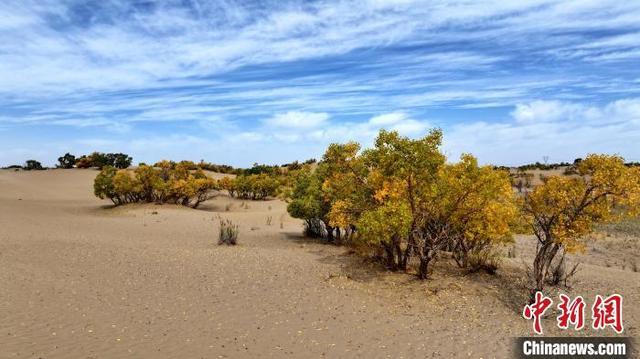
[2,152,133,170]
[4,153,320,175]
[495,158,640,173]
[1,159,47,171]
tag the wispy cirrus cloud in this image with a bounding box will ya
[1,1,640,166]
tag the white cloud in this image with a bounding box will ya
[259,111,430,148]
[445,98,640,165]
[3,99,638,168]
[511,99,640,125]
[236,111,429,151]
[264,111,329,129]
[368,112,406,126]
[389,119,429,135]
[365,112,429,136]
[234,132,264,142]
[511,100,582,123]
[605,99,640,123]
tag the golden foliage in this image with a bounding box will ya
[94,164,219,208]
[524,154,640,253]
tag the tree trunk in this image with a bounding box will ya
[532,239,561,293]
[400,233,414,272]
[395,241,406,271]
[382,242,397,270]
[326,225,334,242]
[418,248,432,280]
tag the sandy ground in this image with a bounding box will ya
[0,169,638,358]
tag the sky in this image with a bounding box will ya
[1,0,640,168]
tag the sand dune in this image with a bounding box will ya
[0,169,637,358]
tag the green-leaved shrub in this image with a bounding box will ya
[76,152,132,169]
[226,174,280,200]
[24,160,44,170]
[57,153,76,169]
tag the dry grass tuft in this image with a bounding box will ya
[218,219,239,245]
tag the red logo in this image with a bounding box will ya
[592,294,623,333]
[557,294,585,330]
[523,293,623,334]
[523,292,553,334]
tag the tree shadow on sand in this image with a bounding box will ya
[281,231,387,283]
[282,231,532,312]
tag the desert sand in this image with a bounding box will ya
[1,169,638,358]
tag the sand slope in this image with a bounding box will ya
[0,169,637,358]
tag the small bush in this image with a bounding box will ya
[547,253,579,288]
[75,152,132,169]
[197,161,238,174]
[57,153,76,168]
[303,218,327,238]
[218,219,239,245]
[466,248,503,274]
[75,155,94,168]
[110,153,133,169]
[243,163,281,176]
[24,160,44,171]
[227,174,280,200]
[2,165,22,169]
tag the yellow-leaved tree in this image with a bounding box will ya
[326,129,445,270]
[322,142,370,242]
[416,154,517,278]
[286,142,366,242]
[523,154,640,294]
[324,130,517,279]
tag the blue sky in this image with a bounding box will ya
[1,0,640,167]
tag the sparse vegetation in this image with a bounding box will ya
[218,219,239,245]
[512,170,534,193]
[83,130,640,301]
[516,161,572,171]
[547,252,580,288]
[466,247,503,274]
